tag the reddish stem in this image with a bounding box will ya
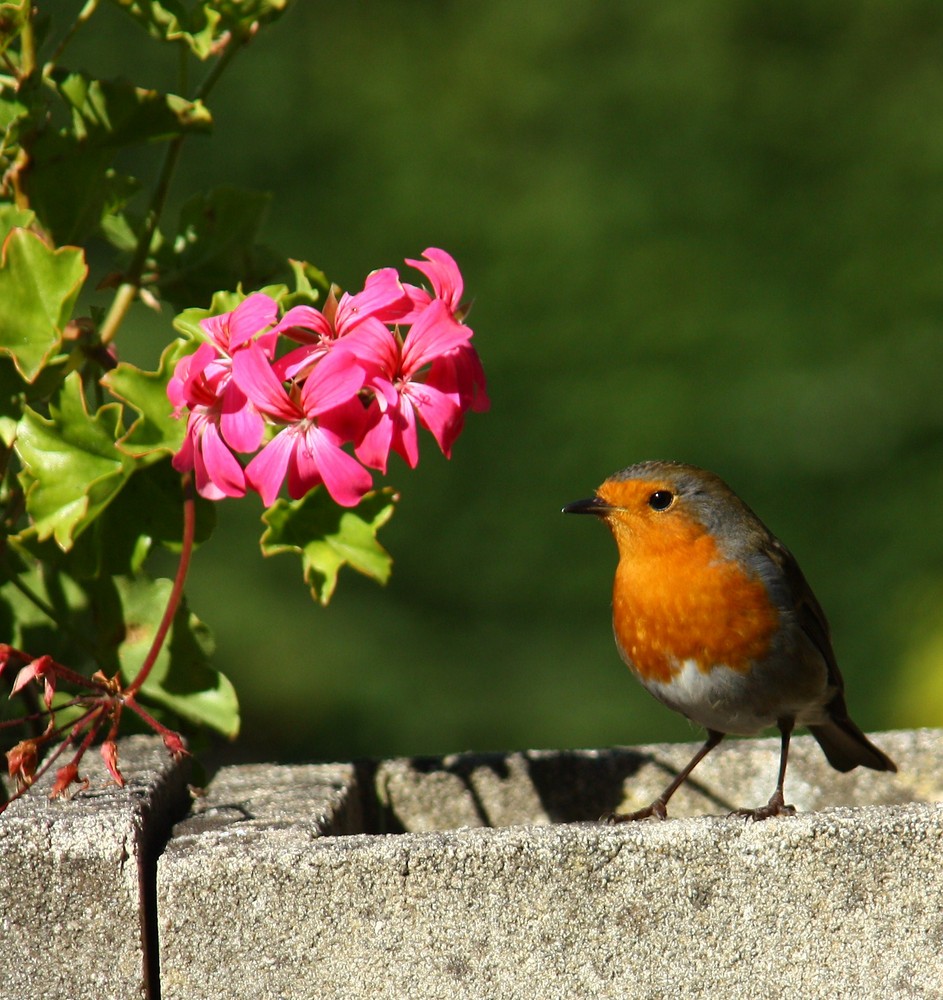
[69,707,105,756]
[122,696,186,753]
[123,473,195,699]
[0,694,95,730]
[49,661,112,692]
[25,705,100,783]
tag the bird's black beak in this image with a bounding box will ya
[562,496,612,516]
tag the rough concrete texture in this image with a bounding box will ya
[0,735,190,1000]
[374,726,934,831]
[175,760,362,838]
[158,728,943,1000]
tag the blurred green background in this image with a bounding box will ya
[67,0,943,762]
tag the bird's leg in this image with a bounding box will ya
[607,729,724,822]
[731,718,797,821]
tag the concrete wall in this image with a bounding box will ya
[0,729,940,998]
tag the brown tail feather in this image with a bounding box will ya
[809,717,897,773]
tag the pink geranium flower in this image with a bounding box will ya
[172,406,248,500]
[397,248,489,416]
[403,248,466,317]
[231,342,373,507]
[167,247,486,507]
[427,344,490,415]
[169,293,278,453]
[272,268,412,382]
[346,300,473,473]
[168,294,280,499]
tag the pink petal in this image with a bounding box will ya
[256,328,280,358]
[199,312,230,352]
[401,300,472,376]
[317,396,371,446]
[405,248,464,312]
[219,383,264,453]
[427,346,490,413]
[389,395,421,468]
[300,349,367,417]
[272,305,333,344]
[177,342,218,404]
[172,420,196,473]
[290,425,372,507]
[396,284,434,324]
[197,422,246,499]
[273,343,327,382]
[167,352,195,410]
[355,403,395,474]
[245,428,297,506]
[225,294,279,349]
[337,322,399,374]
[338,268,412,328]
[405,381,462,456]
[232,342,302,423]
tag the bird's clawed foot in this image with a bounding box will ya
[603,798,669,823]
[729,789,796,822]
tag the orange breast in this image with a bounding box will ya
[611,520,779,685]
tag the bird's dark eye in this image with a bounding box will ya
[648,490,674,511]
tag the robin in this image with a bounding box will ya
[563,460,896,821]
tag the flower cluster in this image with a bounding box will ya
[168,249,488,507]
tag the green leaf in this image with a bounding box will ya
[57,73,212,146]
[110,0,224,59]
[0,353,70,447]
[101,339,189,458]
[155,186,286,310]
[0,204,33,234]
[102,458,216,558]
[260,487,399,605]
[213,0,290,33]
[23,74,210,244]
[14,372,134,550]
[0,562,102,680]
[110,0,289,57]
[0,228,86,381]
[278,258,329,312]
[14,459,217,578]
[116,575,239,738]
[99,209,139,254]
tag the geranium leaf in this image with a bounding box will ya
[213,0,290,33]
[14,372,133,550]
[15,460,217,579]
[102,340,190,458]
[24,74,210,244]
[110,1,289,57]
[106,1,223,60]
[278,258,329,312]
[0,562,94,670]
[0,228,86,381]
[260,487,399,605]
[0,205,34,233]
[55,73,212,145]
[115,575,239,738]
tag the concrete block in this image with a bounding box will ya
[158,728,943,1000]
[0,735,191,1000]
